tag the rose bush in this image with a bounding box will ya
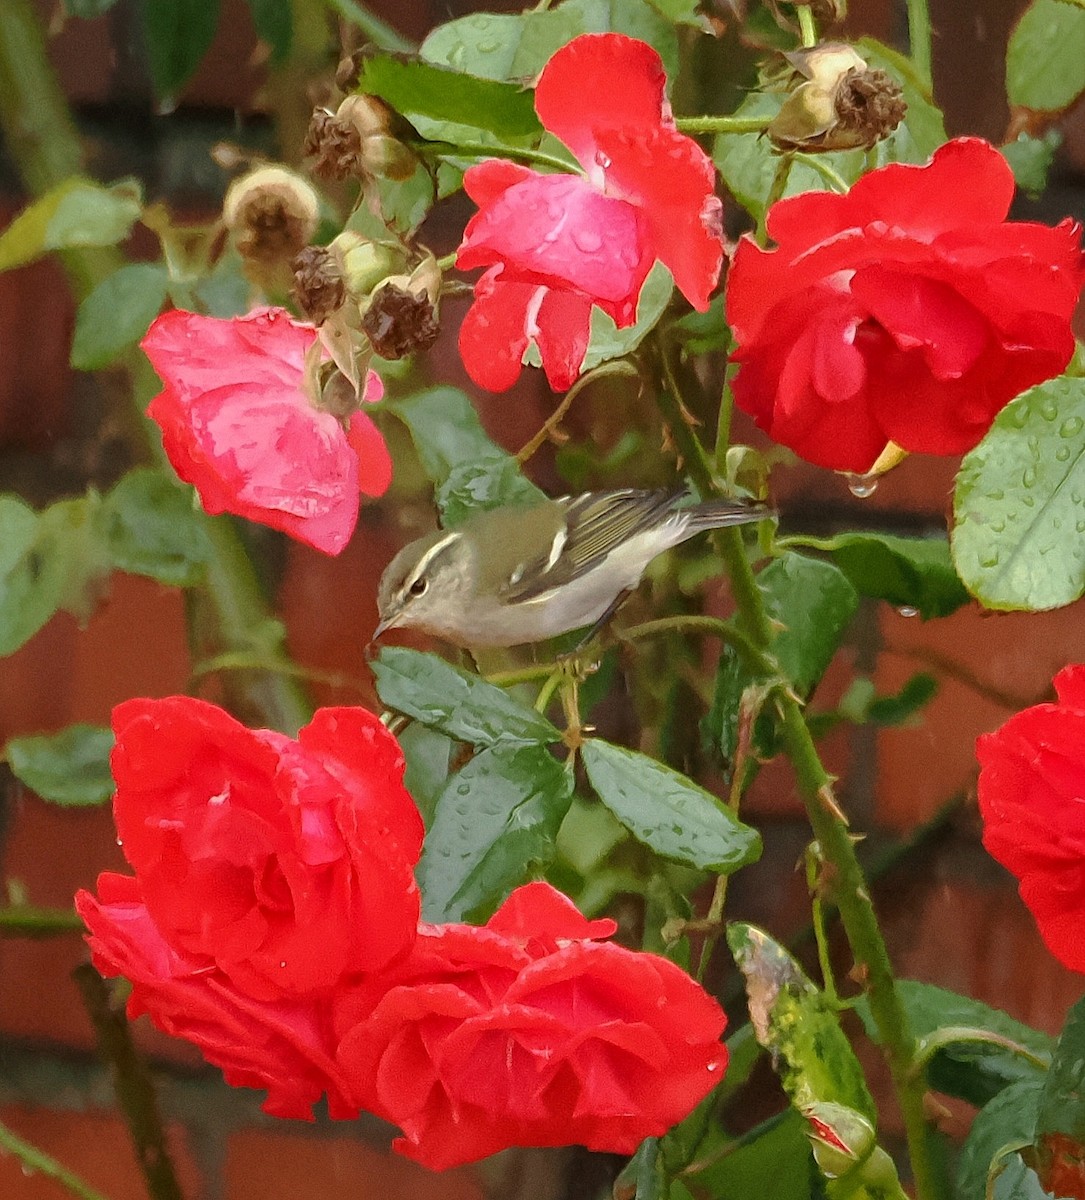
[143,307,391,554]
[456,32,723,392]
[977,665,1085,973]
[726,137,1085,473]
[99,698,424,999]
[334,882,729,1169]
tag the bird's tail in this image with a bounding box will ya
[683,498,772,533]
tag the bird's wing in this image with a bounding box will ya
[500,490,678,601]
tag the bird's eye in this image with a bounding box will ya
[408,577,428,597]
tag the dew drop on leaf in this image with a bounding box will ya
[845,473,879,498]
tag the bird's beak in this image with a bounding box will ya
[370,610,399,643]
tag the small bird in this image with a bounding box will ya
[374,489,769,648]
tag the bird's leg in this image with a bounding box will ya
[568,587,636,656]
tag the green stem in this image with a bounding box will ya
[618,615,772,678]
[759,154,795,242]
[0,0,312,733]
[906,0,934,91]
[0,905,85,938]
[517,361,638,463]
[658,341,938,1200]
[320,0,414,51]
[0,1119,112,1200]
[430,140,577,174]
[73,966,184,1200]
[797,4,818,47]
[675,115,774,136]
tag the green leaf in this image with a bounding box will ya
[863,673,938,726]
[245,0,291,64]
[421,0,679,84]
[958,1082,1044,1200]
[421,10,584,81]
[952,377,1085,611]
[728,923,877,1119]
[1007,0,1085,111]
[416,742,573,922]
[645,0,706,25]
[1038,993,1085,1144]
[0,179,143,272]
[0,496,85,655]
[855,981,1053,1106]
[1001,131,1062,199]
[397,723,453,827]
[686,1110,815,1200]
[356,53,542,142]
[992,1155,1057,1200]
[580,739,761,873]
[70,263,169,370]
[393,386,544,523]
[713,38,945,222]
[99,468,210,586]
[579,262,674,373]
[810,531,970,619]
[5,725,114,807]
[758,553,858,695]
[139,0,221,101]
[371,647,560,747]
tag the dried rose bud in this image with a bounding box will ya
[304,109,364,180]
[768,43,905,152]
[292,246,346,325]
[223,166,319,264]
[361,283,440,359]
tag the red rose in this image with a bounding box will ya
[727,138,1085,473]
[76,874,355,1120]
[142,308,391,555]
[108,697,424,999]
[456,33,723,392]
[977,665,1085,972]
[334,882,728,1169]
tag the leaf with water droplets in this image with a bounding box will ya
[580,739,761,873]
[1007,0,1085,113]
[416,743,572,922]
[953,377,1085,611]
[372,647,559,748]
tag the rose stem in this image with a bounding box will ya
[654,340,942,1200]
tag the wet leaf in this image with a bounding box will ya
[5,725,114,807]
[71,263,170,370]
[958,1082,1044,1200]
[1007,0,1085,112]
[99,468,210,586]
[0,179,142,272]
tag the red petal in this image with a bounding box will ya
[458,268,534,392]
[595,125,722,310]
[534,34,668,173]
[457,171,648,304]
[346,411,392,498]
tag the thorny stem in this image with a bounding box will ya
[74,965,185,1200]
[657,340,939,1200]
[517,361,638,463]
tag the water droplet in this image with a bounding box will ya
[477,38,500,53]
[1061,416,1083,438]
[707,1062,719,1072]
[116,837,123,847]
[1039,397,1059,421]
[990,518,1006,532]
[594,150,612,169]
[980,552,1000,568]
[1007,404,1029,429]
[896,605,919,618]
[1056,445,1071,461]
[572,228,603,254]
[1022,466,1037,488]
[279,961,287,969]
[844,472,879,498]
